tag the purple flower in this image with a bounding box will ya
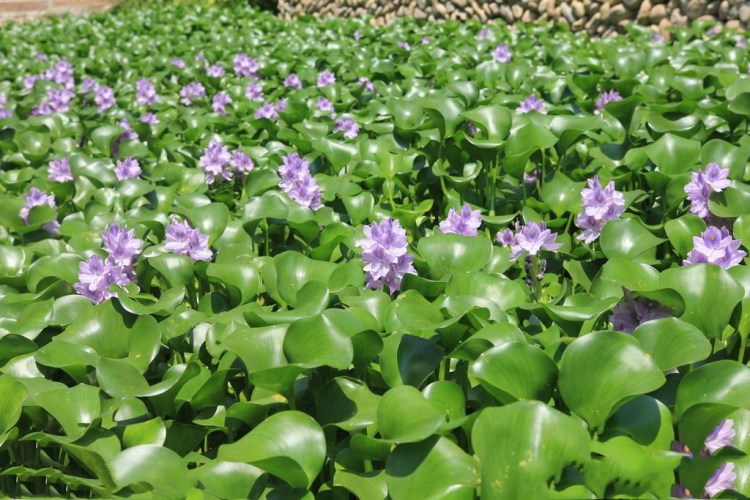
[358,217,416,293]
[73,255,131,305]
[115,157,142,181]
[35,53,48,61]
[278,153,323,210]
[116,119,138,142]
[135,78,158,106]
[652,33,666,42]
[140,112,159,125]
[284,73,302,89]
[704,420,736,455]
[439,204,482,236]
[575,176,625,243]
[94,85,115,112]
[179,82,206,106]
[254,102,278,120]
[737,38,747,48]
[245,82,264,102]
[685,164,731,219]
[497,221,562,262]
[274,98,287,113]
[48,157,74,183]
[212,91,232,115]
[465,121,478,137]
[333,117,359,139]
[397,40,411,51]
[610,290,672,333]
[477,27,492,41]
[491,44,512,63]
[45,60,74,89]
[517,94,545,113]
[101,223,142,268]
[422,36,431,45]
[316,97,334,114]
[164,218,212,262]
[683,226,746,269]
[32,88,73,115]
[707,26,720,37]
[233,54,260,78]
[231,151,254,176]
[317,70,336,88]
[171,58,186,69]
[19,188,56,224]
[523,169,539,184]
[80,77,99,94]
[595,90,622,113]
[704,463,736,498]
[24,74,42,91]
[358,77,375,93]
[670,484,693,499]
[206,64,225,78]
[200,140,233,184]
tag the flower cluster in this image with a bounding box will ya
[31,88,73,115]
[278,153,323,210]
[594,90,622,113]
[115,157,142,181]
[491,44,511,63]
[358,77,375,93]
[48,157,74,183]
[684,163,731,219]
[683,226,746,269]
[171,57,185,69]
[317,70,335,88]
[233,54,260,78]
[358,217,415,293]
[19,188,56,225]
[439,204,482,237]
[199,140,254,184]
[113,119,139,156]
[140,112,159,125]
[610,290,671,333]
[575,176,625,244]
[317,97,334,115]
[164,218,212,262]
[0,93,11,119]
[333,117,359,139]
[246,82,264,101]
[671,420,737,498]
[212,91,232,115]
[179,82,206,105]
[254,102,278,120]
[205,64,225,78]
[94,85,115,112]
[516,94,545,113]
[284,73,302,89]
[397,40,411,51]
[136,78,158,106]
[497,221,562,262]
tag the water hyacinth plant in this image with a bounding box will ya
[0,4,750,499]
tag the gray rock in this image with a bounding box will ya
[740,4,750,22]
[685,0,707,19]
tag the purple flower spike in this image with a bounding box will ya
[517,94,545,113]
[333,117,360,139]
[652,33,666,42]
[200,140,233,184]
[254,102,278,120]
[439,204,482,236]
[422,36,431,45]
[206,64,225,78]
[212,91,232,115]
[575,176,625,243]
[278,153,323,210]
[233,54,260,78]
[74,255,130,305]
[477,27,491,41]
[684,226,746,269]
[685,163,731,219]
[19,188,56,224]
[101,223,143,268]
[595,90,622,113]
[32,88,73,115]
[140,112,159,125]
[284,73,302,89]
[704,463,736,498]
[245,82,264,102]
[165,218,212,262]
[397,40,411,51]
[491,44,512,63]
[275,98,287,113]
[317,70,336,88]
[179,82,206,106]
[316,97,334,115]
[115,158,142,181]
[48,157,74,183]
[358,217,416,294]
[704,420,736,455]
[358,77,375,93]
[231,151,254,176]
[94,85,115,112]
[611,290,671,333]
[171,58,186,69]
[497,221,561,262]
[80,77,99,94]
[136,78,158,106]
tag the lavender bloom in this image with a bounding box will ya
[704,463,736,498]
[274,98,287,113]
[397,40,411,51]
[333,117,359,139]
[80,77,99,94]
[497,221,562,262]
[685,163,731,219]
[45,60,74,89]
[135,78,158,106]
[73,255,130,305]
[284,73,302,89]
[115,158,142,181]
[117,119,138,142]
[610,290,672,333]
[491,44,512,63]
[704,420,736,455]
[171,58,186,69]
[245,82,264,102]
[683,226,746,269]
[94,85,115,112]
[316,97,334,114]
[200,140,233,184]
[35,53,48,61]
[0,94,11,119]
[101,223,143,268]
[595,90,622,114]
[179,82,206,105]
[206,64,225,78]
[317,70,336,88]
[140,112,159,125]
[737,38,747,48]
[523,169,539,184]
[164,218,212,262]
[465,121,478,137]
[439,204,482,236]
[233,54,260,78]
[254,102,278,120]
[278,153,323,210]
[670,484,693,499]
[194,52,206,63]
[231,151,254,176]
[48,158,74,183]
[652,33,666,42]
[517,94,545,113]
[358,217,416,293]
[32,88,73,115]
[212,91,232,115]
[707,26,720,37]
[358,77,375,93]
[19,188,56,224]
[575,176,625,244]
[24,74,42,91]
[422,36,431,45]
[477,27,492,41]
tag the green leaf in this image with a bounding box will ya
[631,318,711,371]
[108,445,191,497]
[316,377,380,431]
[376,386,445,443]
[504,123,558,178]
[599,218,664,261]
[645,133,700,174]
[0,376,27,437]
[283,314,353,369]
[122,418,167,448]
[417,233,493,279]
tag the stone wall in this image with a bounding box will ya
[278,0,750,36]
[0,0,116,22]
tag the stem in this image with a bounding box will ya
[738,332,747,364]
[531,255,542,302]
[262,219,270,257]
